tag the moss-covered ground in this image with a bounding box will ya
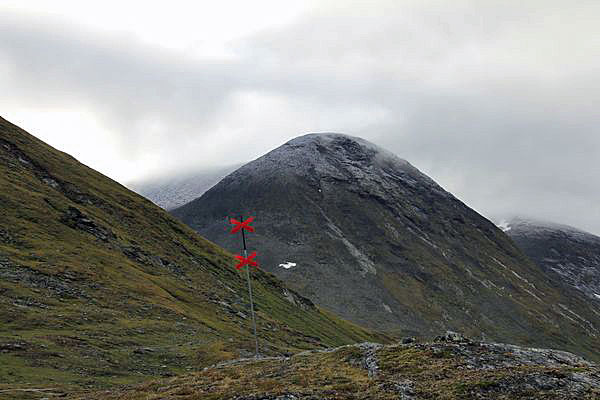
[72,340,600,399]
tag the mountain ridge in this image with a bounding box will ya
[501,216,600,302]
[127,164,240,210]
[172,133,600,360]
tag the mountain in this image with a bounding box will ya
[127,164,239,210]
[0,118,383,394]
[172,133,600,360]
[500,217,600,302]
[78,332,600,399]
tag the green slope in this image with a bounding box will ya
[0,116,384,396]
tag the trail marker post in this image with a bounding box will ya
[230,216,259,359]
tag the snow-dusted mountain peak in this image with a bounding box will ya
[501,216,600,244]
[223,132,439,194]
[285,132,411,166]
[503,216,600,302]
[172,132,600,355]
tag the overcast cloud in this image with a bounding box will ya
[1,1,599,234]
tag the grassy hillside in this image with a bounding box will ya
[0,116,384,397]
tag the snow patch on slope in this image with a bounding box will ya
[497,220,512,232]
[326,221,377,277]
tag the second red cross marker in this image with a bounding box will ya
[235,251,259,270]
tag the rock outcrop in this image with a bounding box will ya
[76,334,600,399]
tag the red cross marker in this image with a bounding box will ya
[228,214,259,358]
[235,251,259,270]
[230,216,255,234]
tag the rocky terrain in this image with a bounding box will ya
[502,217,600,302]
[73,332,600,399]
[127,165,239,210]
[0,117,383,397]
[172,133,600,360]
[4,118,600,399]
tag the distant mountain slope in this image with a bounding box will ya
[127,165,239,210]
[172,133,600,360]
[0,117,382,393]
[501,217,600,301]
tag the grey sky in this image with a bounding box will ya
[1,1,599,234]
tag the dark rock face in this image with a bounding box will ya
[60,206,116,242]
[503,217,600,301]
[172,133,600,359]
[0,257,97,300]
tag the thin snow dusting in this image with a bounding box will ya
[280,133,417,179]
[279,262,297,269]
[304,197,378,277]
[492,257,543,301]
[558,303,598,337]
[504,217,600,244]
[383,303,392,313]
[497,220,512,232]
[326,221,377,276]
[492,257,508,270]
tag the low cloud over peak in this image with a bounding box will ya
[1,1,599,234]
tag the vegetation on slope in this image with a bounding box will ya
[0,116,384,397]
[73,334,600,399]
